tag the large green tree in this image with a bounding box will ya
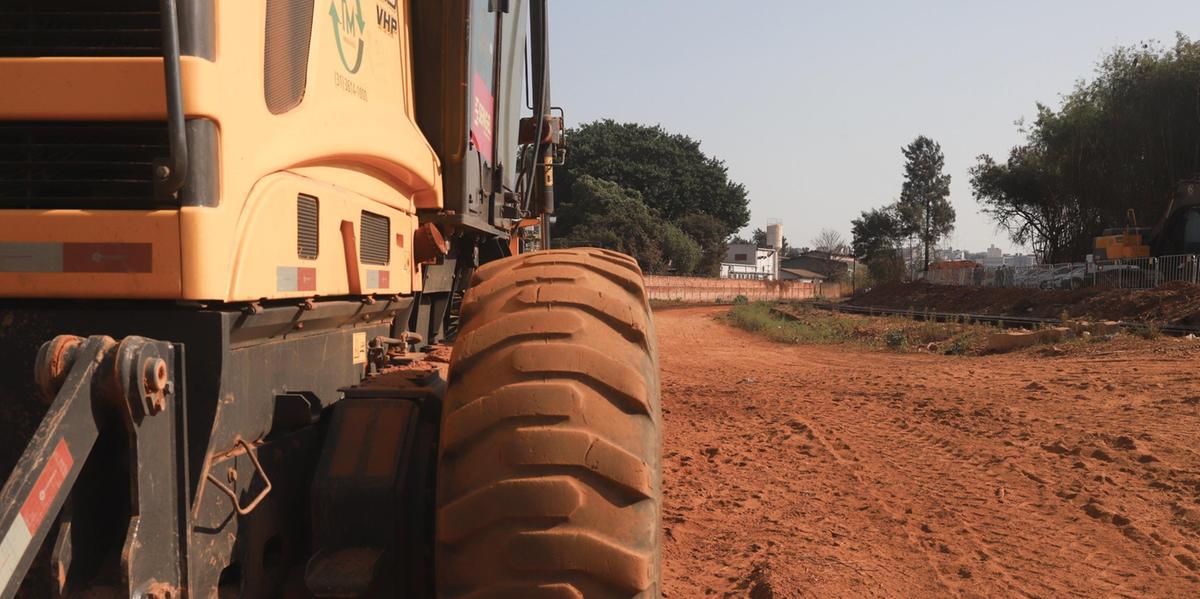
[562,176,701,274]
[558,120,751,236]
[897,136,955,270]
[972,34,1200,262]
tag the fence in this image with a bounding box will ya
[643,275,844,303]
[923,254,1200,290]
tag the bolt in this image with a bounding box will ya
[155,165,171,180]
[142,358,168,415]
[144,358,168,392]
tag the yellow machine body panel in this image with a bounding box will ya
[0,0,440,301]
[1093,233,1151,260]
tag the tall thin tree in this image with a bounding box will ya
[897,136,955,271]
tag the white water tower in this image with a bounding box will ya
[766,220,783,280]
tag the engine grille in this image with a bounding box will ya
[0,1,163,57]
[360,211,391,266]
[297,195,319,259]
[0,121,170,210]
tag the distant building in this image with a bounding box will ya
[1007,254,1037,268]
[803,249,855,265]
[720,243,778,280]
[780,253,849,282]
[935,248,965,262]
[968,245,1038,268]
[983,244,1004,268]
[779,267,827,283]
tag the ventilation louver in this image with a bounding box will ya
[360,211,390,266]
[297,194,319,259]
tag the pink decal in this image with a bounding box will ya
[470,73,495,163]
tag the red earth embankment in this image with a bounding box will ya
[847,280,1200,325]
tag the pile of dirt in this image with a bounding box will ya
[848,280,1200,326]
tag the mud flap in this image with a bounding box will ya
[306,369,443,597]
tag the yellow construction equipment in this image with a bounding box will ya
[1092,208,1152,260]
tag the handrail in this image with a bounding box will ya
[156,0,189,199]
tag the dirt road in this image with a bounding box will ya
[657,306,1200,598]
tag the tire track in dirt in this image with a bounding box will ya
[656,306,1200,598]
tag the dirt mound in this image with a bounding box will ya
[848,280,1200,325]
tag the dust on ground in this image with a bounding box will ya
[847,280,1200,326]
[658,305,1200,598]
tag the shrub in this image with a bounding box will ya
[1136,321,1162,340]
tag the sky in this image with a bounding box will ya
[549,1,1200,254]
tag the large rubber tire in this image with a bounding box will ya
[435,248,661,598]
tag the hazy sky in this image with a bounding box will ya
[549,1,1200,254]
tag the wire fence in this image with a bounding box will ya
[923,254,1200,290]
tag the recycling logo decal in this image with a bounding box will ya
[329,0,366,74]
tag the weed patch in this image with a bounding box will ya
[724,303,855,345]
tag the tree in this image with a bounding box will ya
[676,213,728,276]
[811,229,847,254]
[851,206,908,283]
[970,149,1089,263]
[972,35,1200,261]
[562,176,665,272]
[563,176,708,275]
[660,223,702,274]
[897,136,955,270]
[557,120,751,238]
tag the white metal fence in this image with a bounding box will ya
[923,254,1200,290]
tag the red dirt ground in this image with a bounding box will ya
[657,306,1200,598]
[847,280,1200,326]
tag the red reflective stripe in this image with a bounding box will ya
[19,439,72,532]
[378,270,389,287]
[62,243,152,273]
[297,267,317,291]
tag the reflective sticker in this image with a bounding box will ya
[0,243,151,273]
[277,266,298,291]
[365,269,390,289]
[278,267,318,292]
[0,243,62,273]
[352,331,367,365]
[0,439,71,593]
[297,267,317,291]
[62,243,152,273]
[21,440,72,531]
[0,515,32,593]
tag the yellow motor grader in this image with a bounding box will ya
[0,1,661,597]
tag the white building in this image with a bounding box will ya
[720,243,779,280]
[983,244,1004,268]
[1007,254,1037,268]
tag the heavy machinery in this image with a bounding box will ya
[0,1,661,597]
[1092,208,1152,260]
[1092,181,1200,259]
